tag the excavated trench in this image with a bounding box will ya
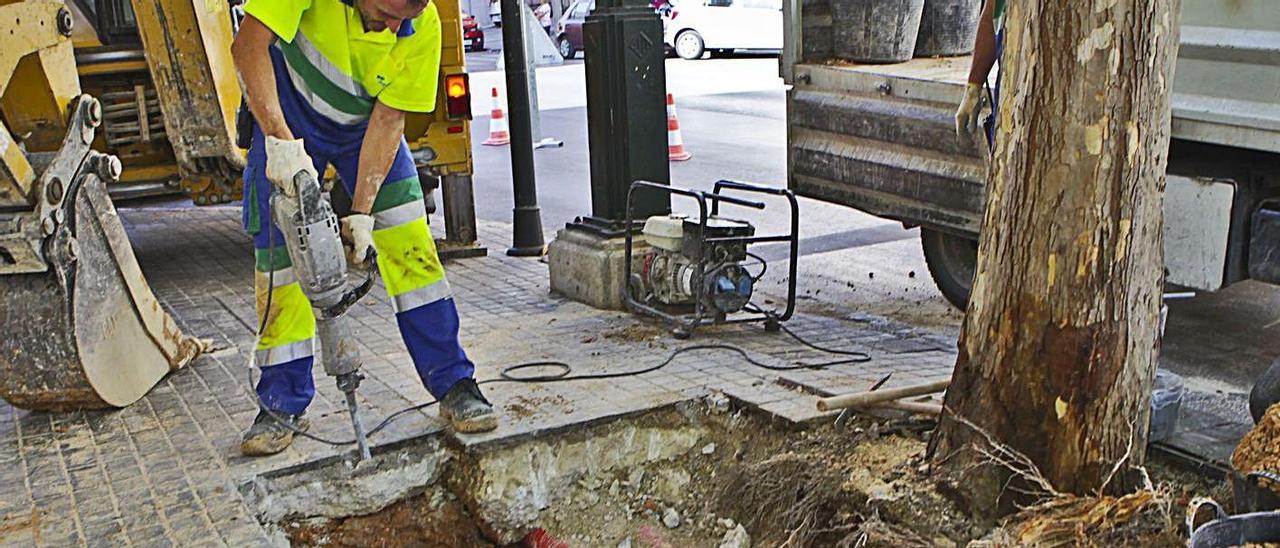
[239,395,1211,547]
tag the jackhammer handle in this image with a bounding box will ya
[291,170,319,194]
[319,251,378,319]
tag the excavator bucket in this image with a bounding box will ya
[0,2,204,411]
[0,169,206,410]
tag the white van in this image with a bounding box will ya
[663,0,783,60]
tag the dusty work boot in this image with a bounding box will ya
[240,409,309,456]
[439,378,498,433]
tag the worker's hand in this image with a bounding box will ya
[955,83,985,143]
[340,214,376,265]
[264,136,318,197]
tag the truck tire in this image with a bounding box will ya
[921,228,977,311]
[675,30,705,60]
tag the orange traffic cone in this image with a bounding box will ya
[483,87,510,146]
[666,93,691,161]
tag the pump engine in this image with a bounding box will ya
[624,180,799,338]
[635,214,757,315]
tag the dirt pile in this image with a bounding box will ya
[285,489,490,547]
[714,422,974,547]
[1233,403,1280,478]
[601,323,667,343]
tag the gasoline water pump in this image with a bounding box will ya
[624,180,800,338]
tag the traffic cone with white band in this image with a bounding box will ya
[666,93,691,161]
[482,87,510,146]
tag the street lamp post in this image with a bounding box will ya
[572,0,670,233]
[501,0,548,256]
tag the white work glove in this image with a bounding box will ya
[340,214,376,265]
[954,82,985,143]
[264,136,318,197]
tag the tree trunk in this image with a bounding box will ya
[928,0,1181,517]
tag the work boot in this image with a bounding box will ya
[240,409,309,456]
[439,378,498,433]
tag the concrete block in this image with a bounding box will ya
[547,228,647,311]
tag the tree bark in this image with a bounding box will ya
[928,0,1181,517]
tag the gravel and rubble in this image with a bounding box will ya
[279,393,1226,548]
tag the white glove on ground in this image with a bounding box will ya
[340,214,376,265]
[264,136,318,197]
[954,82,985,143]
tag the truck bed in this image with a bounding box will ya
[783,0,1280,289]
[786,0,1280,236]
[788,57,985,236]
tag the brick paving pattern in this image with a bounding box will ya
[0,207,956,546]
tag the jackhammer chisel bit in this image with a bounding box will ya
[338,373,371,461]
[272,171,377,462]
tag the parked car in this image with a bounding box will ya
[663,0,783,60]
[489,0,502,26]
[553,0,593,59]
[462,12,485,50]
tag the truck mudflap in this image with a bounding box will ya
[0,96,205,411]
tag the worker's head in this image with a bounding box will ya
[355,0,428,33]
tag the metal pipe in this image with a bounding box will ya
[501,0,546,256]
[816,378,951,412]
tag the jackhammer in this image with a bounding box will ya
[270,171,377,461]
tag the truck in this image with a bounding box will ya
[780,0,1280,310]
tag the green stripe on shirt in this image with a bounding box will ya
[277,38,375,116]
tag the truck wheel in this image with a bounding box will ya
[921,228,977,311]
[674,30,705,60]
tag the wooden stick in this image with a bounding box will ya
[878,400,943,416]
[816,378,950,412]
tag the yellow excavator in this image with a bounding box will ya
[0,0,477,410]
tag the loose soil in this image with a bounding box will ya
[601,323,667,343]
[283,399,1226,547]
[284,490,487,548]
[1233,403,1280,480]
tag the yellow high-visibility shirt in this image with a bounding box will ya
[243,0,441,123]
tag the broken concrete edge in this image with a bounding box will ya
[239,435,449,524]
[234,391,844,544]
[446,391,694,454]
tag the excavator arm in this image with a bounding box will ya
[128,0,244,200]
[0,0,203,410]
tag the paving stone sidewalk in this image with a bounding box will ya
[0,206,957,546]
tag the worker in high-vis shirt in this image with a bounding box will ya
[955,0,1004,145]
[232,0,497,456]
